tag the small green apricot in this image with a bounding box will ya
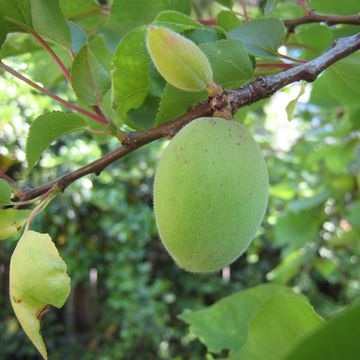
[146,26,214,92]
[153,117,269,273]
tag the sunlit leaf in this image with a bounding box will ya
[180,284,323,357]
[0,209,30,240]
[26,112,86,170]
[286,82,306,121]
[284,301,360,359]
[10,231,71,359]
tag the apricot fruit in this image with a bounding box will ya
[153,117,269,272]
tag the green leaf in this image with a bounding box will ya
[288,190,330,213]
[264,0,279,15]
[266,249,309,285]
[228,18,285,59]
[217,10,241,32]
[147,27,214,93]
[68,20,87,54]
[153,10,203,32]
[186,28,225,45]
[0,33,41,58]
[0,209,30,240]
[289,24,333,60]
[0,0,32,30]
[108,0,192,36]
[180,284,323,356]
[286,81,306,121]
[310,0,360,15]
[0,15,6,47]
[0,179,12,205]
[9,230,71,360]
[155,84,207,125]
[0,0,32,45]
[326,52,360,106]
[274,210,321,250]
[112,26,150,129]
[310,75,341,108]
[200,39,253,88]
[31,0,71,48]
[230,293,323,360]
[284,301,360,359]
[71,44,110,106]
[215,0,234,9]
[59,0,99,18]
[346,201,360,228]
[88,35,113,72]
[26,112,86,170]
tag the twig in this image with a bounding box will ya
[16,32,360,202]
[0,61,108,126]
[277,52,307,63]
[285,12,360,32]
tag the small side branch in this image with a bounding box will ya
[285,12,360,32]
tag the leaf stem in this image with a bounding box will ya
[25,186,59,231]
[30,30,71,82]
[0,60,109,125]
[277,52,307,63]
[240,0,250,21]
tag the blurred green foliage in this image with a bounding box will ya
[0,0,359,359]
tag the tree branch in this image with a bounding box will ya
[17,32,360,202]
[284,12,360,32]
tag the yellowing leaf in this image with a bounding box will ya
[286,81,306,121]
[147,26,214,93]
[10,231,71,359]
[0,209,30,240]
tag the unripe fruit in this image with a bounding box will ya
[154,117,269,272]
[146,26,215,93]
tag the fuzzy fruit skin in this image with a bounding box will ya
[154,117,269,272]
[146,26,213,92]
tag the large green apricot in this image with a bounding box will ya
[153,117,269,272]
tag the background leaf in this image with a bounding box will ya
[215,0,234,9]
[26,112,86,170]
[71,44,111,106]
[0,179,12,205]
[228,18,285,59]
[264,0,280,15]
[153,10,202,32]
[108,0,191,36]
[217,10,241,32]
[10,230,71,359]
[310,0,360,15]
[288,24,332,60]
